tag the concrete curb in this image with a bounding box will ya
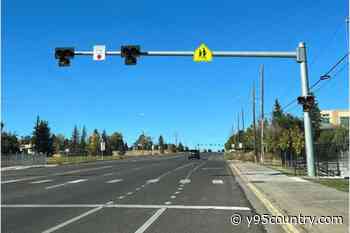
[228,161,304,233]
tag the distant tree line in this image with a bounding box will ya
[1,117,189,156]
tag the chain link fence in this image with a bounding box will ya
[1,153,47,167]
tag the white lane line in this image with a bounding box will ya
[45,183,66,189]
[118,196,125,199]
[184,161,206,180]
[102,172,113,176]
[106,179,123,184]
[134,208,166,233]
[45,179,87,189]
[178,187,183,190]
[2,176,44,184]
[2,204,251,211]
[170,195,176,199]
[106,201,114,205]
[179,179,191,184]
[114,204,250,211]
[52,166,112,176]
[174,191,181,194]
[212,179,224,184]
[127,192,133,195]
[147,179,159,184]
[30,179,53,184]
[67,179,87,184]
[41,206,103,233]
[136,187,141,191]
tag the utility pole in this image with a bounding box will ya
[252,83,258,163]
[237,112,240,145]
[260,65,265,163]
[241,108,245,131]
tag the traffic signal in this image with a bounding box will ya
[121,45,141,65]
[297,95,315,112]
[55,48,75,67]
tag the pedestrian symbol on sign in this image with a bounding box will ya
[193,43,212,62]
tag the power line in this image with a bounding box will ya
[310,53,349,89]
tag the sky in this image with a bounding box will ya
[1,0,349,148]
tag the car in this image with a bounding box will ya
[188,150,200,160]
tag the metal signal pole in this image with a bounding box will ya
[55,42,316,176]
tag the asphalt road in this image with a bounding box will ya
[2,153,266,233]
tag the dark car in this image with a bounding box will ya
[188,150,200,159]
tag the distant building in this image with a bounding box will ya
[321,109,349,129]
[19,143,34,154]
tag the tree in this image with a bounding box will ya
[101,130,112,155]
[272,99,283,123]
[290,126,304,156]
[32,116,53,156]
[80,126,88,155]
[88,129,100,156]
[134,133,152,150]
[1,132,20,154]
[52,134,65,154]
[158,135,165,154]
[110,132,124,152]
[309,93,321,142]
[70,125,80,155]
[168,144,177,153]
[177,142,184,152]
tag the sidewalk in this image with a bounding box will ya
[229,161,348,233]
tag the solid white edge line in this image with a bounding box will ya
[41,206,103,233]
[2,204,251,211]
[134,208,166,233]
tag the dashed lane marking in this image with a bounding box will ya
[102,173,114,176]
[2,176,44,184]
[67,179,87,184]
[179,179,191,184]
[30,179,53,184]
[212,179,224,184]
[170,195,176,199]
[45,179,87,189]
[146,179,159,184]
[106,179,123,184]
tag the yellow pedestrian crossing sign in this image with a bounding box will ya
[193,43,213,62]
